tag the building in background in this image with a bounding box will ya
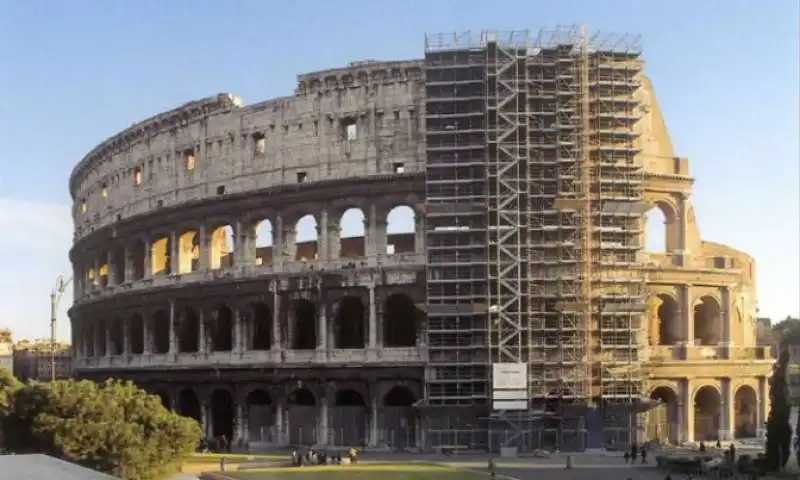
[13,339,72,381]
[0,329,13,375]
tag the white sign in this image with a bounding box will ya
[493,400,528,411]
[492,363,527,391]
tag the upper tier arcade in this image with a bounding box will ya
[69,60,425,241]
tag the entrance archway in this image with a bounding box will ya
[383,386,417,449]
[246,389,275,444]
[177,389,202,425]
[648,386,679,444]
[210,389,234,441]
[332,389,367,446]
[693,297,721,346]
[694,386,721,441]
[287,387,316,445]
[734,385,758,439]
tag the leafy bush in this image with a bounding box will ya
[0,376,201,480]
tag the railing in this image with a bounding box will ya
[74,346,428,370]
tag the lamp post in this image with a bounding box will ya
[50,275,72,381]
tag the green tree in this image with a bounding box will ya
[1,378,201,480]
[765,348,793,471]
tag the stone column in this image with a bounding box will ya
[720,286,731,345]
[143,242,153,278]
[93,258,101,288]
[677,193,690,253]
[679,285,693,346]
[318,210,329,261]
[106,251,116,286]
[169,232,178,275]
[198,226,210,270]
[234,309,243,354]
[281,222,296,263]
[273,216,284,267]
[275,401,285,445]
[757,376,768,439]
[370,392,379,447]
[720,378,734,441]
[414,213,424,253]
[200,402,209,439]
[168,300,177,354]
[122,318,130,355]
[317,303,327,351]
[234,399,245,444]
[368,285,377,349]
[271,286,281,350]
[318,392,329,445]
[104,321,112,357]
[680,378,693,443]
[142,316,152,355]
[198,311,206,354]
[124,246,134,282]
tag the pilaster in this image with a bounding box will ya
[198,311,206,354]
[198,226,210,270]
[368,285,377,349]
[679,285,693,345]
[168,299,177,354]
[104,321,111,357]
[143,242,153,278]
[234,309,243,354]
[680,378,693,443]
[169,232,178,275]
[106,251,116,286]
[719,378,734,441]
[271,285,281,350]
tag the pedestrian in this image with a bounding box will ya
[624,451,630,464]
[631,443,638,463]
[348,446,358,464]
[641,447,647,464]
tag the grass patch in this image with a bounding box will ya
[185,453,284,464]
[226,463,486,479]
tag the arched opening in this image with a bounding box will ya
[339,208,365,258]
[178,307,200,353]
[209,224,234,270]
[109,317,124,355]
[294,214,318,262]
[151,310,170,354]
[150,235,171,275]
[254,219,274,266]
[129,314,144,354]
[249,302,272,351]
[112,247,125,285]
[694,386,721,442]
[531,390,580,451]
[693,296,721,346]
[246,389,275,444]
[155,390,171,410]
[383,293,418,347]
[291,299,317,350]
[177,389,201,424]
[332,389,367,446]
[734,385,758,439]
[210,389,235,442]
[386,205,416,254]
[655,294,680,345]
[98,262,109,288]
[178,229,200,274]
[382,386,418,449]
[207,304,233,352]
[647,387,679,444]
[644,202,675,253]
[334,296,365,349]
[287,387,316,445]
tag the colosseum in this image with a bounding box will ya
[69,27,773,452]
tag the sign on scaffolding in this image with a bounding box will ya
[491,363,528,411]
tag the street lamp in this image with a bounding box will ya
[50,275,72,381]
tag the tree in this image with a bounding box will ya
[765,348,793,471]
[1,378,201,480]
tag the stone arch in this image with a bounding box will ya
[693,296,721,346]
[383,293,418,347]
[287,387,316,445]
[382,386,418,449]
[109,317,124,355]
[338,207,366,258]
[385,204,417,255]
[644,199,678,253]
[734,385,758,439]
[150,309,170,354]
[290,299,317,350]
[177,389,201,424]
[177,306,200,353]
[128,239,146,280]
[150,234,171,275]
[248,302,272,351]
[647,386,679,444]
[209,388,235,440]
[334,296,365,349]
[129,313,144,354]
[177,228,200,274]
[332,389,367,446]
[206,304,233,352]
[694,385,721,442]
[209,223,235,270]
[254,217,274,266]
[648,294,680,346]
[293,213,318,261]
[246,389,275,444]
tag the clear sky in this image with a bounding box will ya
[0,0,797,341]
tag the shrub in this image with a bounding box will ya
[765,348,792,471]
[0,377,201,480]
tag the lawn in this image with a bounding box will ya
[225,463,487,479]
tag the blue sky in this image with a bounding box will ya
[0,0,797,340]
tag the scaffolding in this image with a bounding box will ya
[423,26,649,452]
